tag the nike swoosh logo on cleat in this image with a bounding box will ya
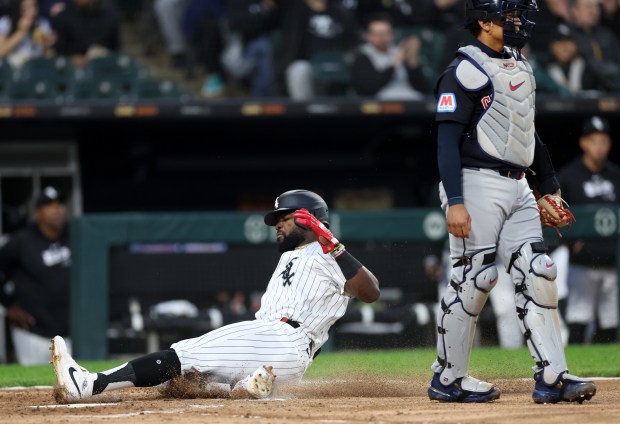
[69,367,81,397]
[509,81,525,91]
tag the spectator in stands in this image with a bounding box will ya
[424,0,465,30]
[37,0,69,20]
[568,0,620,91]
[222,0,283,98]
[527,0,571,53]
[51,0,122,68]
[180,0,227,98]
[431,1,473,76]
[600,0,620,39]
[351,13,432,100]
[153,0,190,69]
[0,186,71,365]
[0,0,56,69]
[556,116,620,344]
[274,0,359,100]
[540,23,607,95]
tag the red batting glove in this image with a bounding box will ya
[294,208,342,255]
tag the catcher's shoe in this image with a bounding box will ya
[232,365,276,399]
[50,336,94,403]
[532,371,596,404]
[428,373,500,403]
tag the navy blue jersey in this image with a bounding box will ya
[434,40,559,205]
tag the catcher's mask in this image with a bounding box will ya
[264,189,329,227]
[465,0,538,49]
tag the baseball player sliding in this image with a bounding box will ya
[430,0,595,404]
[50,190,380,403]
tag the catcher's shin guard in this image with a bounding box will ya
[511,242,568,384]
[433,248,498,384]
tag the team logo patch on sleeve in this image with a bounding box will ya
[437,93,457,113]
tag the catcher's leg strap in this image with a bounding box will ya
[433,247,498,385]
[511,242,568,384]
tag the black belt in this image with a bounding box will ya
[465,167,525,180]
[280,317,321,358]
[280,317,300,328]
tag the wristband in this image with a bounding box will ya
[330,243,346,258]
[334,250,363,280]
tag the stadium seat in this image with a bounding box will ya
[16,57,75,97]
[8,79,62,102]
[131,78,189,101]
[310,50,353,97]
[78,54,149,94]
[0,61,13,101]
[66,78,125,101]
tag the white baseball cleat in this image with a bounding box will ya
[232,365,276,399]
[246,365,276,398]
[50,336,94,403]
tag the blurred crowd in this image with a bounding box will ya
[0,0,618,101]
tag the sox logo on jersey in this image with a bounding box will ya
[280,258,298,286]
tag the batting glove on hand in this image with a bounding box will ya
[294,208,344,256]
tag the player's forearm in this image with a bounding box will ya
[344,267,380,303]
[532,133,560,195]
[437,122,466,205]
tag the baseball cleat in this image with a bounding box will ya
[246,365,276,399]
[50,336,94,403]
[532,371,596,404]
[231,365,276,399]
[428,373,501,403]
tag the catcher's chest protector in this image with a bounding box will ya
[457,45,536,168]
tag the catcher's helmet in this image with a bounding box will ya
[465,0,538,49]
[264,189,329,227]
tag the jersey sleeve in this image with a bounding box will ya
[435,59,476,125]
[531,132,560,196]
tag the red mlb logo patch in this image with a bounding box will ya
[437,93,456,112]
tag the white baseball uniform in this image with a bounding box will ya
[171,241,349,385]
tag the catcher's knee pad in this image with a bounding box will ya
[446,247,499,315]
[510,242,558,308]
[433,247,497,384]
[511,242,568,384]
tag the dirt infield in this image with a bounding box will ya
[3,377,619,423]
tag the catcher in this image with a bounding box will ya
[429,0,595,404]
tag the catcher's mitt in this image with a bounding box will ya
[537,193,576,236]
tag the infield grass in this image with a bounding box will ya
[0,344,618,388]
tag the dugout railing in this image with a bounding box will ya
[71,205,620,360]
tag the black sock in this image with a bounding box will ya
[92,363,137,395]
[92,349,181,394]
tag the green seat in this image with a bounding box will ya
[310,50,352,97]
[16,56,75,97]
[9,78,62,102]
[79,54,148,93]
[66,78,125,101]
[131,78,189,101]
[0,61,14,100]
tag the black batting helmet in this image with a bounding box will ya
[465,0,538,49]
[264,189,329,227]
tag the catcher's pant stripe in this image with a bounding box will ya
[171,319,311,383]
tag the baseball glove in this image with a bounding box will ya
[537,193,576,236]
